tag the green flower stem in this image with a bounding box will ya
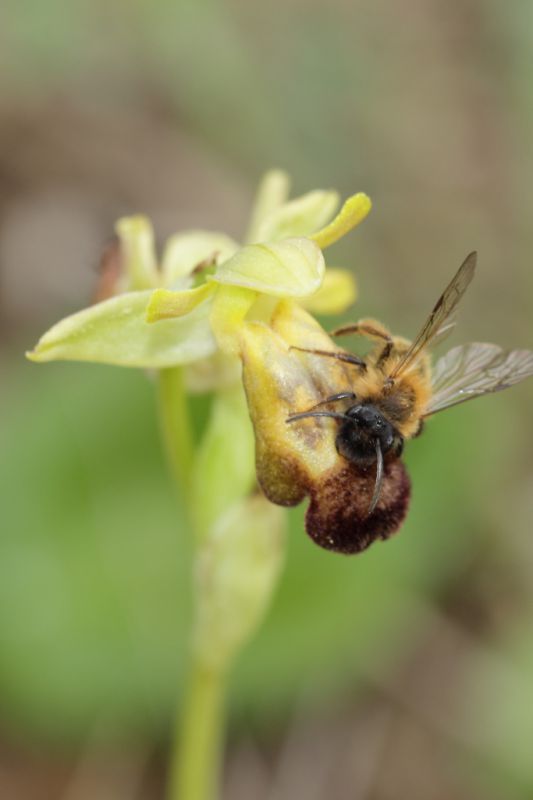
[157,367,194,493]
[168,661,227,800]
[158,368,285,800]
[157,366,227,800]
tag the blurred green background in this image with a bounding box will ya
[1,1,533,798]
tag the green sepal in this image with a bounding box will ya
[27,290,216,368]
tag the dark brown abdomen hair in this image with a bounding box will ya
[305,458,411,554]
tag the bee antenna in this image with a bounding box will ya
[367,439,384,516]
[286,411,351,424]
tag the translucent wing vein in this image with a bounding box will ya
[390,251,477,378]
[426,342,533,414]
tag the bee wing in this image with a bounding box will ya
[425,342,533,415]
[427,315,458,348]
[389,251,477,379]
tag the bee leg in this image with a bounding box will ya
[375,341,394,368]
[330,320,394,370]
[286,410,351,424]
[287,391,356,419]
[412,419,425,438]
[331,319,393,343]
[289,346,366,370]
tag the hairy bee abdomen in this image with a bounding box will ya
[305,458,411,554]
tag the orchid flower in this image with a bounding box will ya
[28,170,370,371]
[27,170,372,800]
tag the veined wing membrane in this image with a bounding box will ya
[389,251,477,379]
[426,342,533,415]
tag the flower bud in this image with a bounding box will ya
[192,495,286,671]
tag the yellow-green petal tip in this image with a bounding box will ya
[146,283,213,323]
[311,192,372,250]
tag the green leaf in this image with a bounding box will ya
[27,290,216,368]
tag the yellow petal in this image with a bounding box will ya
[311,193,372,250]
[255,190,339,242]
[161,230,238,286]
[212,238,325,297]
[301,268,357,315]
[209,284,258,355]
[146,282,215,322]
[245,169,291,243]
[115,215,160,290]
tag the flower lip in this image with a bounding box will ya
[240,301,410,554]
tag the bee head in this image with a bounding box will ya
[335,403,402,464]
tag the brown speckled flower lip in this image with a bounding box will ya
[241,300,411,554]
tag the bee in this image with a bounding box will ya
[287,252,533,553]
